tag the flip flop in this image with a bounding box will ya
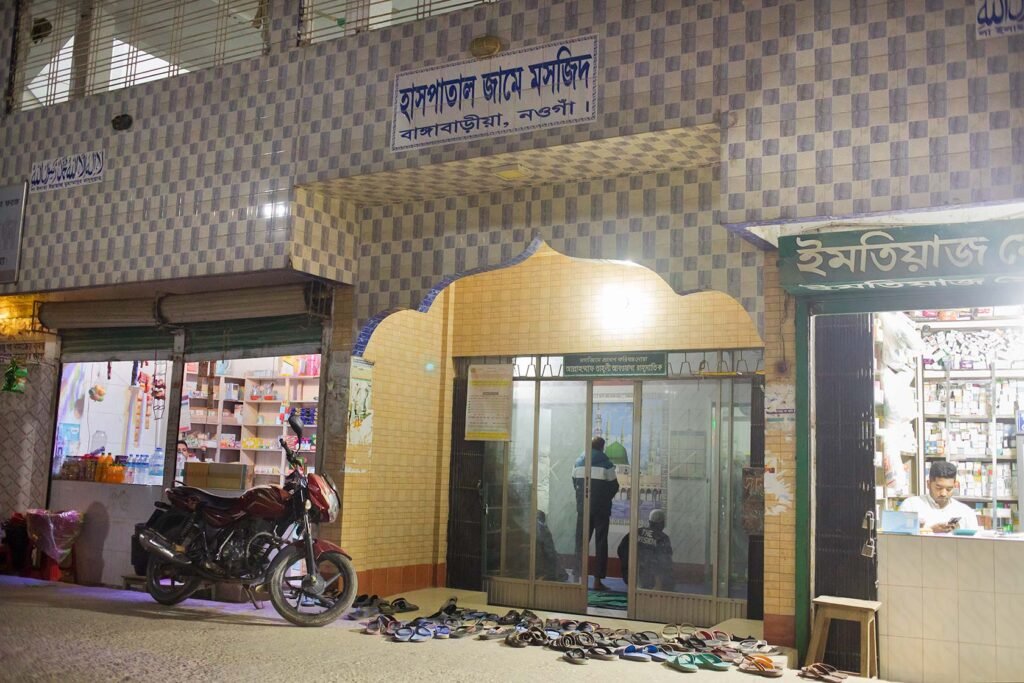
[799,663,847,683]
[410,625,434,642]
[390,597,419,613]
[351,594,370,608]
[587,645,618,661]
[563,648,589,665]
[505,631,530,648]
[739,654,784,678]
[478,627,513,640]
[617,645,653,662]
[740,640,778,655]
[393,626,414,642]
[667,653,700,673]
[662,624,681,641]
[433,625,451,639]
[695,653,732,671]
[450,624,478,639]
[647,645,674,663]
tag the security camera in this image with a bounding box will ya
[111,114,133,131]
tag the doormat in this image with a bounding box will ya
[587,590,627,610]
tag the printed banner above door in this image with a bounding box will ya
[777,221,1024,294]
[391,34,598,151]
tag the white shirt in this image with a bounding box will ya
[899,494,979,531]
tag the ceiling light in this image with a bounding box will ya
[492,164,532,181]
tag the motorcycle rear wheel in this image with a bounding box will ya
[146,554,202,605]
[267,545,357,627]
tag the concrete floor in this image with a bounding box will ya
[0,577,878,682]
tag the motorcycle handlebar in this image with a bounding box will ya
[280,438,303,472]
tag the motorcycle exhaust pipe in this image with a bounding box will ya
[137,529,191,566]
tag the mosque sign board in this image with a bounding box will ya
[777,221,1024,294]
[563,352,667,378]
[391,34,598,152]
[975,1,1024,39]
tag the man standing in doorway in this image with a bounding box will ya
[574,437,619,591]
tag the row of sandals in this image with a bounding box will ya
[354,597,850,681]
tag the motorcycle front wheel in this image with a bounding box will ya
[146,554,202,605]
[267,545,357,627]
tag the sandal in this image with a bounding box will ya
[450,624,478,639]
[740,639,777,655]
[617,644,653,662]
[563,648,589,665]
[390,597,419,613]
[799,663,847,683]
[410,625,434,642]
[694,653,732,671]
[478,627,513,640]
[587,645,618,661]
[505,631,530,648]
[662,624,681,641]
[739,654,784,678]
[667,653,700,673]
[498,610,521,625]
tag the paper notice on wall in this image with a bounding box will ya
[347,357,373,446]
[765,383,796,432]
[465,364,513,441]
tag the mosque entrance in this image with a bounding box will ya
[449,350,762,625]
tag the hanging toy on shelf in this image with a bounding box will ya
[152,361,167,420]
[88,384,106,401]
[2,359,29,393]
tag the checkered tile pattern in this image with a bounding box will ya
[722,0,1024,226]
[292,188,359,283]
[355,165,764,332]
[0,352,56,521]
[305,125,722,205]
[0,0,1018,320]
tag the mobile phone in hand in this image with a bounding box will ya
[947,517,960,528]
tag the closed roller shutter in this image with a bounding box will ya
[184,315,323,360]
[60,327,174,361]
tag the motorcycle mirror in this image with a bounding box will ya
[288,409,304,439]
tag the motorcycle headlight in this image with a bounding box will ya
[323,474,340,524]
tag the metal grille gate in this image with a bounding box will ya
[813,314,878,672]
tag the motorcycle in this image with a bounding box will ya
[136,409,356,626]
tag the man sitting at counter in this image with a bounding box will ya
[899,460,979,533]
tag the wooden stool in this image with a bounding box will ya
[805,595,881,678]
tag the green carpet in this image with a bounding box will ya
[588,590,627,610]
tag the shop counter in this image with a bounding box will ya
[876,532,1024,683]
[49,480,164,586]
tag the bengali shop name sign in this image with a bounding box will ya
[29,150,105,192]
[391,34,598,152]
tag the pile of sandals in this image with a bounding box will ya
[354,598,762,676]
[355,597,850,679]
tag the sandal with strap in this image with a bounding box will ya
[739,654,784,678]
[563,648,589,665]
[504,631,530,648]
[450,624,478,639]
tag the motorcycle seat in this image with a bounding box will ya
[173,486,242,510]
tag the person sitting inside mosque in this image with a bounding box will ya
[616,508,674,591]
[899,460,979,533]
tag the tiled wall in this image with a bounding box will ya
[3,1,1014,297]
[342,289,454,576]
[723,1,1024,226]
[762,263,798,645]
[451,242,762,355]
[877,534,1024,683]
[0,356,57,521]
[292,190,359,284]
[357,166,764,333]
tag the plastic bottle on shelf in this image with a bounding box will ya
[149,448,165,485]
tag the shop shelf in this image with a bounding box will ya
[244,399,286,404]
[924,414,990,421]
[241,422,283,428]
[242,448,281,452]
[220,397,244,403]
[958,496,1018,503]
